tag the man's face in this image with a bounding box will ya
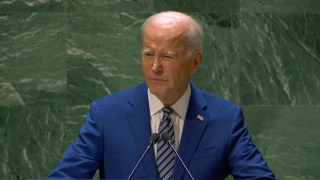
[142,24,200,103]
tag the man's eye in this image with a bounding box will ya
[163,56,174,60]
[145,53,154,57]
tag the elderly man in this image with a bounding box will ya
[48,11,276,180]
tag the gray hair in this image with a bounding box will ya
[141,11,203,57]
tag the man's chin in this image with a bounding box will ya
[148,86,167,96]
[149,89,164,96]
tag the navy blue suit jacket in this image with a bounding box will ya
[48,82,276,179]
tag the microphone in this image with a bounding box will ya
[160,132,195,180]
[127,133,160,180]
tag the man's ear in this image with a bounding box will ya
[190,50,202,75]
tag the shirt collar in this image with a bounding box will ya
[148,84,191,120]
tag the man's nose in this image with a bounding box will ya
[151,56,163,73]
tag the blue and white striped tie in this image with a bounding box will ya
[157,107,175,180]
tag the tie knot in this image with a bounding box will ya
[162,107,173,119]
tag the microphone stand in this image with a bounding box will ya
[127,145,151,180]
[167,140,195,180]
[127,133,159,180]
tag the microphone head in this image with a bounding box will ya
[160,132,172,144]
[149,133,160,146]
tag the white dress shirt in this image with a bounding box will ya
[148,84,191,156]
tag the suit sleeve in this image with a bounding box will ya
[228,107,277,180]
[47,101,104,179]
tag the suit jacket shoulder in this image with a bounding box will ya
[94,82,148,109]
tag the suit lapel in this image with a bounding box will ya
[171,83,209,180]
[126,82,158,179]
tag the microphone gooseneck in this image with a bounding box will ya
[160,132,195,180]
[127,133,160,180]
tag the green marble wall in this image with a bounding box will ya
[0,0,319,180]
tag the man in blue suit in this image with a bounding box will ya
[48,11,276,179]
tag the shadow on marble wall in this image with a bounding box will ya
[0,0,319,180]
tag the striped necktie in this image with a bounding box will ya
[156,107,175,180]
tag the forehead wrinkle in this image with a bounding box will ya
[145,24,187,41]
[143,26,189,55]
[161,30,187,42]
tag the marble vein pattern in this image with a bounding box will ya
[236,13,320,105]
[240,0,320,13]
[0,0,320,179]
